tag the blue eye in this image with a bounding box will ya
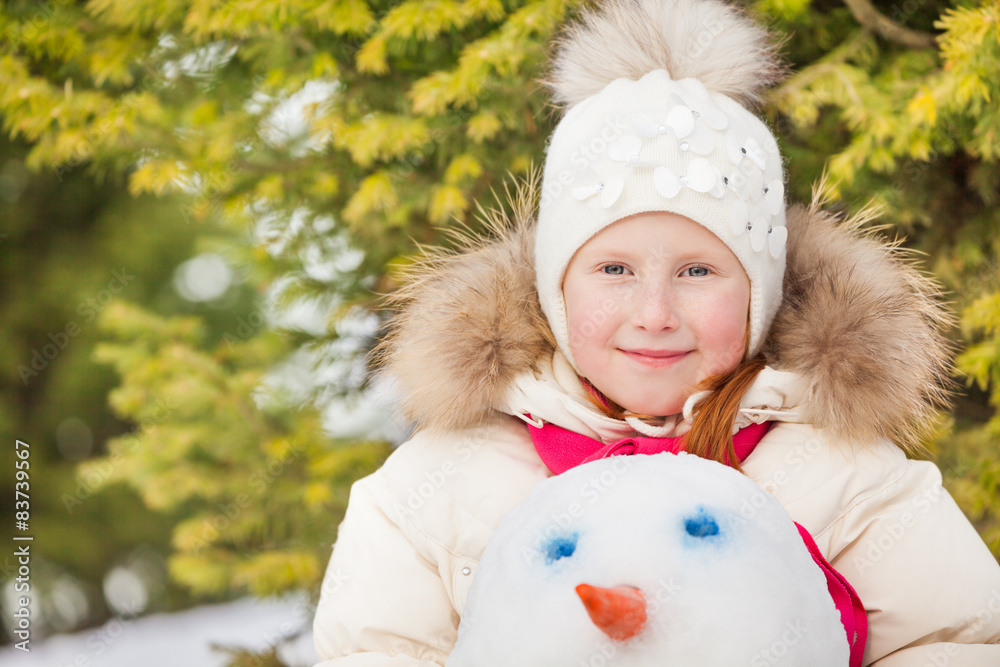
[602,265,626,275]
[684,510,720,538]
[544,533,578,563]
[683,266,711,278]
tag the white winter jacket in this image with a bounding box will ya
[312,195,1000,665]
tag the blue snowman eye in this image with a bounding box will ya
[684,509,720,538]
[544,533,578,563]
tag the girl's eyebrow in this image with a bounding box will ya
[648,245,731,262]
[578,245,640,260]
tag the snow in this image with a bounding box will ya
[448,452,849,666]
[0,596,319,667]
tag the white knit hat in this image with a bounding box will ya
[537,0,787,370]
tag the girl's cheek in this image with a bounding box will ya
[568,280,629,320]
[719,314,750,367]
[566,287,627,352]
[695,290,749,354]
[568,299,607,344]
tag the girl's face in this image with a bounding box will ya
[563,211,750,417]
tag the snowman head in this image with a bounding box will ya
[447,454,851,667]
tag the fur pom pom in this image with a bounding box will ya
[546,0,785,109]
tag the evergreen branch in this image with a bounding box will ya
[231,157,326,174]
[769,31,872,114]
[842,0,938,49]
[231,393,277,442]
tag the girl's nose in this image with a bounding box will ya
[629,281,678,331]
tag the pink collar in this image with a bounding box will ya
[526,418,771,475]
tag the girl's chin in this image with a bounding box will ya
[611,395,685,419]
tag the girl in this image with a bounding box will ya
[312,0,1000,664]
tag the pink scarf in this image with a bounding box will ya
[527,419,868,666]
[528,418,771,475]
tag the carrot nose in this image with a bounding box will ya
[575,583,647,641]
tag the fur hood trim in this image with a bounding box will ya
[371,185,555,434]
[765,193,953,447]
[373,183,952,449]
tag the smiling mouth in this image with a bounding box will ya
[619,349,690,368]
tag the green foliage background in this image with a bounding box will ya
[2,0,999,660]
